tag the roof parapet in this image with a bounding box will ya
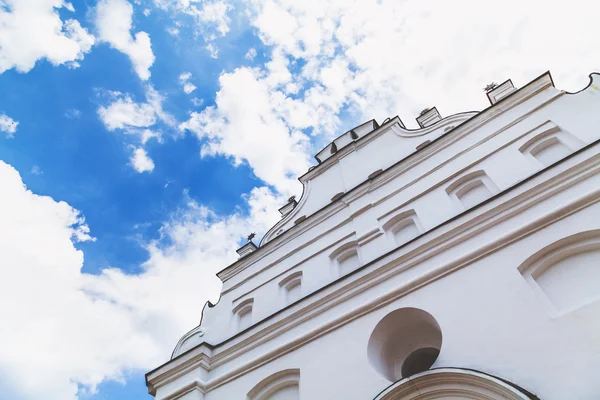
[315,119,380,163]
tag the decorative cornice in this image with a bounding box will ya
[219,72,556,282]
[148,140,600,395]
[373,368,537,400]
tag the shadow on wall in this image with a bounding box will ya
[367,307,443,382]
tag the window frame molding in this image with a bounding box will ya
[329,240,361,275]
[445,169,498,210]
[279,271,303,304]
[518,229,600,317]
[373,368,534,400]
[381,210,423,247]
[232,298,254,331]
[247,369,300,400]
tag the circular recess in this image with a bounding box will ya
[367,308,442,382]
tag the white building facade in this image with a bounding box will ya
[146,72,600,400]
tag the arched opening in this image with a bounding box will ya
[337,249,360,272]
[330,241,361,274]
[518,123,580,167]
[233,298,254,331]
[382,211,422,247]
[456,179,493,209]
[247,369,300,400]
[519,229,600,316]
[279,271,303,304]
[446,170,497,210]
[367,308,442,382]
[528,136,571,166]
[373,368,537,400]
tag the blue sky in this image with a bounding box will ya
[0,0,598,399]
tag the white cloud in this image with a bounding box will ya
[65,108,82,119]
[205,43,219,59]
[63,2,75,12]
[181,0,600,212]
[167,26,180,36]
[245,47,257,61]
[95,0,155,81]
[130,147,155,172]
[140,128,161,144]
[0,0,94,74]
[183,83,197,94]
[153,0,233,57]
[179,72,197,94]
[194,0,232,37]
[31,165,43,175]
[98,86,174,133]
[0,160,282,399]
[98,85,177,172]
[245,0,600,126]
[191,97,204,107]
[98,93,157,131]
[98,86,175,171]
[180,67,313,195]
[0,113,18,137]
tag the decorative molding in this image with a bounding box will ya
[279,272,303,304]
[148,143,600,395]
[373,368,536,400]
[380,210,423,247]
[445,169,498,211]
[247,369,300,400]
[171,325,205,361]
[232,298,254,316]
[518,229,600,317]
[238,73,557,277]
[278,271,303,289]
[518,121,583,167]
[160,380,206,400]
[227,231,355,302]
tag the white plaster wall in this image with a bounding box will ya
[196,76,600,349]
[200,200,600,400]
[149,73,600,400]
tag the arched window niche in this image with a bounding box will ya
[232,298,254,331]
[519,122,582,167]
[373,368,536,400]
[518,229,600,317]
[381,210,422,247]
[247,369,300,400]
[367,308,442,382]
[329,241,361,275]
[446,170,498,211]
[279,271,303,304]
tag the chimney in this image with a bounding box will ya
[485,79,516,105]
[416,107,442,128]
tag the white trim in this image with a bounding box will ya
[373,368,532,400]
[148,144,600,395]
[518,229,600,317]
[225,75,558,283]
[247,369,300,400]
[446,169,498,211]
